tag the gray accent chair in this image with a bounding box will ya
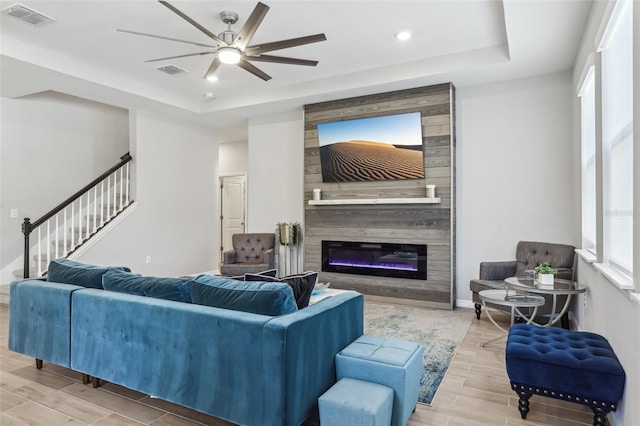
[220,233,276,276]
[469,241,576,327]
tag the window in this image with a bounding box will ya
[600,0,633,275]
[579,66,596,253]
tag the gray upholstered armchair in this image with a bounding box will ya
[220,233,276,276]
[469,241,576,326]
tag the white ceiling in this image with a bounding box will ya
[0,0,593,139]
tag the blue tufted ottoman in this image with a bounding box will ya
[506,324,625,426]
[319,377,394,426]
[336,335,423,426]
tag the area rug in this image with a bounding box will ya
[364,302,473,405]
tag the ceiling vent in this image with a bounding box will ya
[156,65,187,75]
[1,4,55,26]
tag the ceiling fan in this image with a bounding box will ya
[118,1,327,82]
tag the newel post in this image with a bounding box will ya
[22,218,32,279]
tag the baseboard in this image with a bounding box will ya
[456,299,475,309]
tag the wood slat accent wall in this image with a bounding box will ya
[303,83,456,309]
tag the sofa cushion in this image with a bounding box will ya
[102,270,191,303]
[47,258,130,289]
[190,275,297,316]
[245,271,318,309]
[514,241,575,276]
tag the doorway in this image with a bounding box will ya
[220,175,247,261]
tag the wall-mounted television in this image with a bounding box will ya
[317,111,424,183]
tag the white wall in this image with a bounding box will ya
[246,110,304,233]
[78,109,219,276]
[569,2,640,424]
[573,258,639,426]
[456,72,576,303]
[0,92,129,277]
[219,141,248,175]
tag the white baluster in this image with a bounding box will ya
[93,186,98,233]
[125,163,130,205]
[100,181,105,227]
[113,172,117,215]
[55,214,59,259]
[106,175,111,220]
[63,208,68,256]
[78,197,83,244]
[46,220,51,269]
[119,166,124,210]
[37,228,42,277]
[71,203,75,249]
[85,193,90,240]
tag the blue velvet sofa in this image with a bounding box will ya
[9,262,364,426]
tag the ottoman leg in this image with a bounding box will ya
[474,303,482,320]
[592,407,609,426]
[517,391,531,419]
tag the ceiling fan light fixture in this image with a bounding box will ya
[218,47,241,64]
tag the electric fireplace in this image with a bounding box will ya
[322,240,427,280]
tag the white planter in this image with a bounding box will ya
[537,273,554,285]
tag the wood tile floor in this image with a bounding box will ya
[0,302,595,425]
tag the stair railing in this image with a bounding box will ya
[22,153,133,278]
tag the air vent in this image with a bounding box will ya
[156,65,187,75]
[1,4,55,26]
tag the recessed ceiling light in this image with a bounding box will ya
[206,75,219,82]
[204,92,215,99]
[395,31,411,41]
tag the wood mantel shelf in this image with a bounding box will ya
[308,197,441,206]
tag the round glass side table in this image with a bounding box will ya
[478,289,545,347]
[505,277,586,327]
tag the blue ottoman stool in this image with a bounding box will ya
[319,378,393,426]
[336,335,423,426]
[506,324,626,426]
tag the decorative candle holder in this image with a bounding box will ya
[313,188,322,200]
[426,184,436,199]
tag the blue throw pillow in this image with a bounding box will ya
[190,275,297,316]
[47,258,130,289]
[102,269,191,303]
[245,271,318,309]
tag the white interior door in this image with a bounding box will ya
[220,175,246,258]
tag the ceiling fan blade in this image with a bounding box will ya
[244,33,327,56]
[237,60,272,81]
[246,54,318,67]
[158,1,227,46]
[117,29,219,49]
[145,51,216,63]
[204,57,222,80]
[234,2,269,50]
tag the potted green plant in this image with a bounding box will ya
[534,262,557,285]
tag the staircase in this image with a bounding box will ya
[16,153,133,279]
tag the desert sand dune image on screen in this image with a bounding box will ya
[320,140,424,182]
